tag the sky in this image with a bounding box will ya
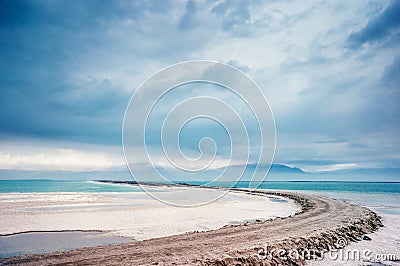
[0,0,399,175]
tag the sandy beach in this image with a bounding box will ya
[0,185,388,265]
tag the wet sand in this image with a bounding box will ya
[0,187,382,265]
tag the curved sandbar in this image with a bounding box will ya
[0,188,382,265]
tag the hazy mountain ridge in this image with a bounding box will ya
[1,164,399,182]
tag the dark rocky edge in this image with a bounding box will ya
[203,189,383,265]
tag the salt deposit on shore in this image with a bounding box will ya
[0,186,299,240]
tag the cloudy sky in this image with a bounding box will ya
[0,0,399,174]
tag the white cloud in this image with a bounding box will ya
[302,163,359,172]
[0,140,124,171]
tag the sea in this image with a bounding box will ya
[1,179,399,209]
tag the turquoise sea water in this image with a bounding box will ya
[187,181,400,210]
[186,181,400,193]
[0,180,143,193]
[1,179,399,194]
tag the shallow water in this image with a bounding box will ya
[0,231,132,258]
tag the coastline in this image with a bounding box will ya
[0,229,107,237]
[0,184,384,265]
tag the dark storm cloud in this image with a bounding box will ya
[0,0,209,144]
[178,0,198,30]
[211,0,258,36]
[347,0,400,48]
[0,0,136,143]
[381,55,400,88]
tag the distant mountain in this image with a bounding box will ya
[1,165,399,182]
[270,164,305,173]
[0,163,306,180]
[231,163,305,174]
